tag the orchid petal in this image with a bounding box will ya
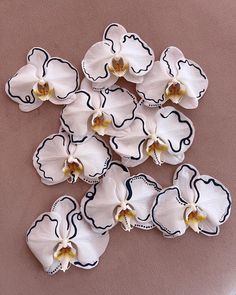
[152,187,187,238]
[160,46,185,77]
[124,71,144,83]
[103,23,127,53]
[173,164,200,203]
[27,47,50,77]
[120,33,154,76]
[161,152,185,165]
[178,95,199,109]
[45,58,78,103]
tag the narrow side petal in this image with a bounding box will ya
[103,23,127,53]
[27,47,50,77]
[160,46,185,77]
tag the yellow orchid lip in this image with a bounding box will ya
[33,81,54,101]
[54,241,77,272]
[165,80,187,103]
[114,203,136,231]
[63,157,83,183]
[108,57,129,77]
[184,207,207,233]
[146,140,168,156]
[91,113,111,136]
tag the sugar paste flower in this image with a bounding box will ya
[81,161,162,233]
[27,196,109,274]
[137,46,208,108]
[82,23,154,89]
[33,131,111,185]
[6,47,79,112]
[151,164,232,237]
[110,102,194,167]
[60,78,137,141]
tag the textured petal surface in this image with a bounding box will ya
[152,187,187,238]
[103,23,127,53]
[160,46,185,77]
[27,47,50,77]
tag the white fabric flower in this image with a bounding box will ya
[33,131,111,185]
[82,23,154,89]
[137,46,208,109]
[81,161,162,233]
[151,164,232,238]
[27,196,109,274]
[110,102,194,167]
[6,47,79,112]
[60,78,137,142]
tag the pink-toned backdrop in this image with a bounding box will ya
[1,1,236,294]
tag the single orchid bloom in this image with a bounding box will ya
[60,78,137,142]
[27,196,109,274]
[81,161,162,233]
[33,131,111,185]
[82,23,154,89]
[110,102,194,167]
[136,46,208,109]
[151,164,232,237]
[6,47,79,112]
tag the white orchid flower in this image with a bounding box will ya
[6,47,79,112]
[33,130,111,185]
[81,161,162,233]
[137,46,208,109]
[60,78,137,142]
[82,23,154,89]
[151,164,232,237]
[110,101,194,167]
[27,196,109,274]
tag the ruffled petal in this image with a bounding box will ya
[156,107,195,154]
[126,174,162,230]
[44,58,79,102]
[176,59,208,101]
[101,85,137,131]
[26,212,61,273]
[82,41,113,84]
[103,23,127,53]
[173,164,200,203]
[120,33,154,76]
[92,74,118,91]
[69,213,109,269]
[160,46,185,77]
[198,219,220,236]
[151,187,187,238]
[81,162,129,233]
[161,152,185,165]
[27,47,50,77]
[73,136,111,180]
[193,176,232,227]
[136,61,169,107]
[178,95,199,109]
[5,64,40,112]
[33,133,68,185]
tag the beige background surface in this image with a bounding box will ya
[1,1,236,294]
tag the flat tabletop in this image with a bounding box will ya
[1,1,236,294]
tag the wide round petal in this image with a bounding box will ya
[26,212,61,274]
[60,90,95,139]
[81,162,130,233]
[6,64,40,112]
[103,23,127,53]
[176,59,208,100]
[120,33,154,76]
[82,41,113,84]
[160,46,185,77]
[152,186,187,238]
[173,164,200,203]
[126,174,162,229]
[136,61,170,107]
[33,133,68,185]
[193,176,232,232]
[69,212,109,269]
[73,136,111,180]
[156,107,195,154]
[101,85,137,131]
[27,47,50,77]
[45,58,79,102]
[110,117,148,164]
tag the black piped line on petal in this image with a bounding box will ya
[177,59,207,79]
[82,61,109,81]
[130,139,146,160]
[35,134,66,181]
[27,214,59,238]
[45,57,79,99]
[69,212,83,240]
[196,89,206,99]
[199,226,219,236]
[137,90,165,106]
[103,23,118,54]
[73,260,98,268]
[193,177,231,223]
[83,182,114,231]
[71,135,88,144]
[162,48,174,77]
[137,214,150,222]
[131,59,153,74]
[135,116,149,136]
[110,136,118,149]
[60,112,75,134]
[27,47,49,77]
[78,90,95,110]
[174,164,198,189]
[160,110,193,153]
[122,34,153,56]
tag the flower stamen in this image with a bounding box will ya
[108,57,129,77]
[33,80,54,101]
[54,241,77,272]
[115,203,136,231]
[184,206,207,233]
[91,112,111,136]
[63,156,83,184]
[165,80,187,103]
[146,136,168,165]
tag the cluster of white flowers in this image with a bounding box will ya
[6,23,232,275]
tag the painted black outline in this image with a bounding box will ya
[199,226,219,236]
[71,135,88,144]
[137,89,165,106]
[193,177,231,223]
[82,60,109,81]
[27,47,49,77]
[27,214,59,238]
[162,47,174,77]
[69,212,83,240]
[160,110,193,153]
[103,23,119,53]
[73,260,98,268]
[174,164,198,189]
